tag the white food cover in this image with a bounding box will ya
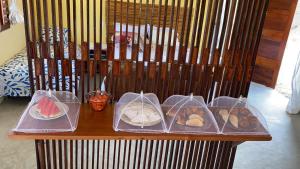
[114,92,167,133]
[14,90,81,133]
[208,96,269,135]
[161,94,219,134]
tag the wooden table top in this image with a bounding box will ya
[8,104,272,141]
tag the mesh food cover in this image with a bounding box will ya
[161,94,219,134]
[208,96,269,135]
[14,90,81,133]
[114,92,167,133]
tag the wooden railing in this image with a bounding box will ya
[20,0,270,168]
[22,0,269,103]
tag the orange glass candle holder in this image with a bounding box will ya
[87,91,110,111]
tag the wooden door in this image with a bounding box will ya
[252,0,298,88]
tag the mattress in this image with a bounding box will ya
[0,48,79,97]
[0,50,31,96]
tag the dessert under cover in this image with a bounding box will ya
[113,92,167,133]
[14,90,81,133]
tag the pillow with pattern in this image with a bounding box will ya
[41,27,69,47]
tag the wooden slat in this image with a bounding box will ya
[230,0,252,97]
[87,0,91,93]
[80,140,84,169]
[70,140,73,169]
[102,140,106,169]
[31,139,243,169]
[58,0,66,91]
[25,0,270,101]
[75,140,78,169]
[246,0,270,95]
[42,0,52,90]
[92,0,97,91]
[126,140,132,169]
[137,140,143,169]
[106,0,185,38]
[64,140,68,169]
[72,0,78,96]
[22,0,34,95]
[29,0,41,91]
[66,0,73,93]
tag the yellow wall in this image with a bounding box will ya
[0,0,26,65]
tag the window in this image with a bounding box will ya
[0,0,10,31]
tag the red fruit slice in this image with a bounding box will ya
[48,102,60,117]
[37,97,49,109]
[37,97,60,117]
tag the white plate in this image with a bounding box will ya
[121,115,161,127]
[120,102,162,127]
[29,102,69,120]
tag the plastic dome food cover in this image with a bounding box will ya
[114,92,167,133]
[14,90,81,133]
[161,94,219,134]
[208,96,269,135]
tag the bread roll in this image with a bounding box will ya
[229,115,239,128]
[186,118,204,127]
[219,109,229,122]
[189,114,204,121]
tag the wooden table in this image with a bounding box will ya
[9,104,271,169]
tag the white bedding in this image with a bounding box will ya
[112,43,191,63]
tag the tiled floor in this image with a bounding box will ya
[0,83,300,169]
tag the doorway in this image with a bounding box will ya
[276,2,300,98]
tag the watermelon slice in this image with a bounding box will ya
[37,97,48,109]
[37,97,60,118]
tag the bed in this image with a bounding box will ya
[0,48,82,97]
[0,28,81,97]
[0,49,31,96]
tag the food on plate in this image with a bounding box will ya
[189,114,203,120]
[218,108,259,129]
[186,116,204,127]
[36,97,60,118]
[121,102,161,126]
[219,109,229,121]
[171,107,206,127]
[239,116,250,128]
[229,114,239,128]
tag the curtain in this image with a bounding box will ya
[287,52,300,114]
[8,0,24,25]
